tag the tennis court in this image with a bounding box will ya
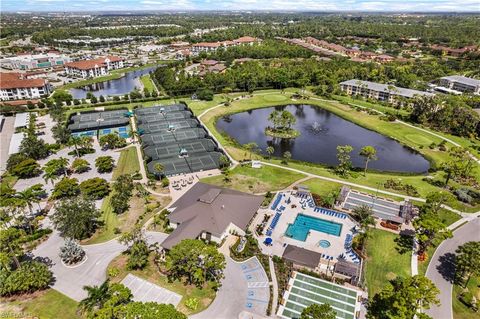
[136,110,192,124]
[278,272,361,319]
[147,151,223,176]
[143,139,217,160]
[68,109,130,132]
[134,104,187,115]
[138,118,199,134]
[141,127,208,146]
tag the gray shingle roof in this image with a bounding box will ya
[340,79,434,98]
[440,75,480,87]
[282,245,322,269]
[161,183,264,250]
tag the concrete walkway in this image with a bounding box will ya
[269,256,279,315]
[129,116,148,183]
[425,218,480,319]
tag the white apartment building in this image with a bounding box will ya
[439,75,480,95]
[64,56,125,78]
[0,73,51,101]
[340,79,435,103]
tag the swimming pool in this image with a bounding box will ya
[285,214,342,241]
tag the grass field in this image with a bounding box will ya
[84,191,170,245]
[112,147,140,180]
[453,276,480,319]
[109,254,216,315]
[140,74,156,92]
[364,229,412,297]
[201,164,305,193]
[4,289,80,319]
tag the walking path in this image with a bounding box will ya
[269,256,279,315]
[425,218,480,319]
[129,116,148,183]
[260,161,464,215]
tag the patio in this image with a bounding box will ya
[256,191,360,267]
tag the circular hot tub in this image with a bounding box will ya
[318,239,331,248]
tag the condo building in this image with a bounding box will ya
[438,75,480,95]
[64,56,125,78]
[0,73,51,101]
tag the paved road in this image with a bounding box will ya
[425,218,480,319]
[33,229,168,301]
[190,257,269,319]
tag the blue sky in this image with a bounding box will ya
[1,0,479,12]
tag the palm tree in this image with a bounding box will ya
[78,280,111,314]
[57,157,69,177]
[154,163,164,176]
[359,146,377,176]
[243,142,258,160]
[68,136,82,158]
[43,169,59,185]
[266,146,275,159]
[352,204,375,230]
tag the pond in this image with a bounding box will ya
[69,66,157,99]
[216,104,430,173]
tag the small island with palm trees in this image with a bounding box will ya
[265,109,300,139]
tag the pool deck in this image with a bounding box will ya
[256,191,358,266]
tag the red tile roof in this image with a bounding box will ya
[0,73,47,90]
[234,36,258,43]
[65,56,124,70]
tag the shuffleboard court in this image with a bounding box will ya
[278,272,361,319]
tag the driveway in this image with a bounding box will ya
[190,257,269,319]
[33,229,168,301]
[425,218,480,319]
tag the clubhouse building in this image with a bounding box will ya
[161,183,264,250]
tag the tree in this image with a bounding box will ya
[243,142,258,160]
[196,88,214,101]
[352,205,375,231]
[51,177,80,199]
[280,110,296,129]
[455,241,480,287]
[6,153,29,173]
[19,135,49,160]
[336,145,353,177]
[115,302,187,319]
[78,280,114,315]
[0,227,24,270]
[359,146,377,176]
[300,303,337,319]
[111,174,135,214]
[11,158,41,178]
[79,177,110,199]
[153,162,164,176]
[219,155,230,169]
[367,275,440,319]
[268,110,281,129]
[52,123,71,145]
[282,151,292,164]
[118,227,150,270]
[52,197,100,240]
[166,239,226,287]
[266,146,275,159]
[59,238,85,265]
[71,158,90,173]
[0,261,52,296]
[99,133,127,150]
[95,156,115,173]
[425,191,454,215]
[413,212,452,256]
[43,157,69,178]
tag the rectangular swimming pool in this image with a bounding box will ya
[285,214,342,241]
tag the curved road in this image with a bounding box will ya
[425,218,480,319]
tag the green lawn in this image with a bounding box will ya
[4,289,80,319]
[112,147,140,180]
[109,254,216,315]
[453,276,480,319]
[140,74,156,92]
[364,229,412,297]
[201,164,305,194]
